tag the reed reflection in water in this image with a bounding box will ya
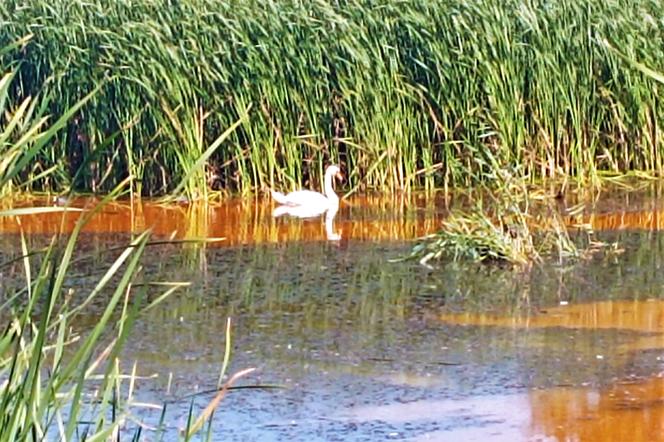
[3,189,664,439]
[0,194,447,245]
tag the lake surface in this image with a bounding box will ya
[2,186,664,441]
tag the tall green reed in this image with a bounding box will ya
[0,67,98,196]
[0,64,183,438]
[1,0,662,195]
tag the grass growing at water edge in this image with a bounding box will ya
[0,198,190,439]
[410,52,664,267]
[1,1,663,195]
[0,68,98,197]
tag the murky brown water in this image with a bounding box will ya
[2,187,664,441]
[439,300,664,441]
[0,194,446,244]
[440,300,664,333]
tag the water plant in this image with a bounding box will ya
[0,67,97,197]
[0,0,661,195]
[0,199,189,440]
[0,64,182,438]
[407,168,595,266]
[174,316,255,440]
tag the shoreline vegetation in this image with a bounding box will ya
[0,0,662,198]
[0,60,246,438]
[0,192,250,439]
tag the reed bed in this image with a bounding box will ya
[0,0,663,196]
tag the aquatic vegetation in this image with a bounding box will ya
[413,209,536,266]
[0,191,191,439]
[0,0,662,195]
[0,67,97,197]
[0,205,259,439]
[409,170,599,265]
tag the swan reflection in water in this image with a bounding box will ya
[324,206,341,241]
[271,203,341,241]
[270,165,343,241]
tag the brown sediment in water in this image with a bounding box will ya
[440,299,664,358]
[439,300,664,333]
[438,300,664,440]
[575,208,664,231]
[0,195,446,245]
[529,376,664,442]
[3,191,663,245]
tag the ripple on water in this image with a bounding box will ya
[3,190,664,440]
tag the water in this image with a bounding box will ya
[2,187,664,440]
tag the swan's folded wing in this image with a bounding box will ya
[270,190,290,205]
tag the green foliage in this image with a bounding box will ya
[0,214,181,440]
[0,0,663,195]
[409,170,587,266]
[0,65,98,196]
[0,162,208,439]
[414,210,535,265]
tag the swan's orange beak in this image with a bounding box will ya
[335,171,344,181]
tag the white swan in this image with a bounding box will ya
[271,165,342,218]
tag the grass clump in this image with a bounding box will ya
[410,170,593,266]
[415,209,536,266]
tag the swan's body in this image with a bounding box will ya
[271,165,342,218]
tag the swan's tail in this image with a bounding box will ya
[270,189,290,205]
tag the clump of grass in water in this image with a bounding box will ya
[417,210,534,266]
[411,170,595,266]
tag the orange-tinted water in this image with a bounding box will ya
[4,191,664,440]
[439,300,664,333]
[0,195,445,244]
[580,209,664,231]
[347,375,664,441]
[438,300,664,441]
[529,376,664,442]
[3,190,664,247]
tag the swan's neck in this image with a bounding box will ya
[324,171,339,204]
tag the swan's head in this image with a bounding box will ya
[326,164,343,181]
